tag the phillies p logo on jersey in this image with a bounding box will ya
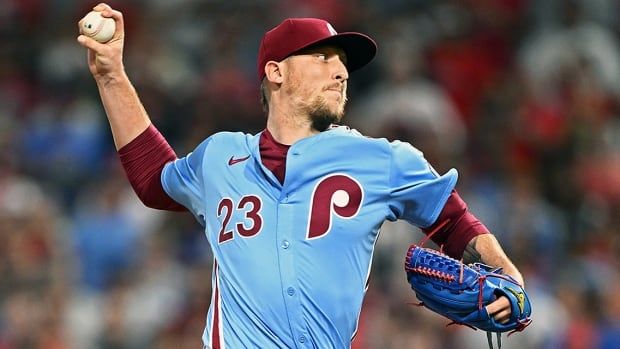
[306,173,364,239]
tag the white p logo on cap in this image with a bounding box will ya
[326,23,338,36]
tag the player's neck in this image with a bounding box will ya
[266,108,318,145]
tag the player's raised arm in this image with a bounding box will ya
[77,3,184,211]
[77,3,150,149]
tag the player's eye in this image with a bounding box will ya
[315,53,328,61]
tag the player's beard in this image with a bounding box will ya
[305,94,346,132]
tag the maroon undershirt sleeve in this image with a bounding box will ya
[422,190,490,259]
[117,124,187,211]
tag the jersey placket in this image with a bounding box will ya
[275,145,312,348]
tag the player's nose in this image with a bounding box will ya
[332,58,349,82]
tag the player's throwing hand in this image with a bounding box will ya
[77,3,125,81]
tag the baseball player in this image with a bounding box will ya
[78,3,525,348]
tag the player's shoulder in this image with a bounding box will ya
[328,125,428,164]
[185,131,256,161]
[200,131,257,149]
[327,124,383,142]
[209,130,256,142]
[327,124,409,149]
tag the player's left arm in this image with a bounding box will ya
[421,189,525,324]
[387,140,525,324]
[463,233,525,323]
[463,233,523,285]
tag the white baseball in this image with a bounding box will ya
[81,11,115,43]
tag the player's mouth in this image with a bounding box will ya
[326,89,342,99]
[325,83,343,93]
[325,86,343,99]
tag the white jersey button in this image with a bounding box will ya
[281,240,290,249]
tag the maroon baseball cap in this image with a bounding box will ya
[257,18,377,80]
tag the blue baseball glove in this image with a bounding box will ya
[404,244,532,348]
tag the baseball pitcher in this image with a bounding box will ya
[78,3,529,348]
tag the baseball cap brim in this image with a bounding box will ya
[291,32,377,74]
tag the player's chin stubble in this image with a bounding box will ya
[308,97,346,132]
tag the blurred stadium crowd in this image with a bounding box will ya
[1,0,620,348]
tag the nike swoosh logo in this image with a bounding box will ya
[228,155,250,166]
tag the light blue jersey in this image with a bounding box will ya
[161,126,457,349]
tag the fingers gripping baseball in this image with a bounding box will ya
[78,3,125,41]
[77,3,125,79]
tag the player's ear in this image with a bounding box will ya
[265,61,284,84]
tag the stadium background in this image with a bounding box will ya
[1,0,619,348]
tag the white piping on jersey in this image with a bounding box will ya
[208,260,225,349]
